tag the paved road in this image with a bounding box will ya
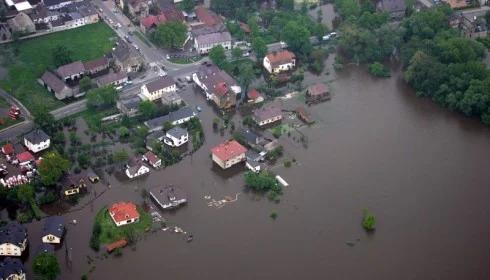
[51,99,88,120]
[460,6,490,18]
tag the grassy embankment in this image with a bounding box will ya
[0,23,116,113]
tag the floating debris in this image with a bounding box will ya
[206,193,240,209]
[204,195,211,200]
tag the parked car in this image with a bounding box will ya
[322,32,338,41]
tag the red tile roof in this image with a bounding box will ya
[144,151,160,165]
[2,143,14,155]
[239,22,251,33]
[195,5,221,27]
[16,151,34,163]
[266,50,296,68]
[211,140,247,162]
[163,7,184,22]
[248,88,261,100]
[214,82,228,97]
[307,83,329,96]
[141,14,167,28]
[109,202,140,223]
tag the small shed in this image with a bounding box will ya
[306,83,330,105]
[106,239,128,253]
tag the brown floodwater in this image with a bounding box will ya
[21,58,490,280]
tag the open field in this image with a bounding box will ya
[0,23,116,113]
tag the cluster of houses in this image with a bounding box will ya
[1,0,99,41]
[0,216,65,279]
[1,129,50,187]
[121,1,233,55]
[124,105,198,179]
[39,38,145,100]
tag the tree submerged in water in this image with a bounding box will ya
[362,209,376,232]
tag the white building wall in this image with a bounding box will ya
[24,138,50,153]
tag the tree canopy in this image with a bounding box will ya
[209,45,227,69]
[33,253,60,280]
[151,22,188,49]
[86,86,118,110]
[52,45,73,68]
[38,151,70,186]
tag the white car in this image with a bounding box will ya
[322,32,338,41]
[159,71,167,77]
[279,41,287,48]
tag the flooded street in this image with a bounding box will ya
[20,59,490,279]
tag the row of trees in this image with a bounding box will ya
[151,22,188,49]
[335,1,489,124]
[401,7,490,124]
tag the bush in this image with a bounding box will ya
[283,160,292,168]
[368,62,390,77]
[38,192,58,205]
[362,209,376,231]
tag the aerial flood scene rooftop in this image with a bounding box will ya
[0,0,489,279]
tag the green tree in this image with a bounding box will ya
[32,105,56,133]
[244,171,281,194]
[118,126,130,138]
[252,36,267,60]
[86,86,117,110]
[151,22,188,49]
[16,184,34,204]
[79,76,92,93]
[33,253,60,280]
[178,0,195,12]
[236,62,255,94]
[38,151,70,186]
[52,45,73,68]
[139,100,157,119]
[232,47,243,59]
[362,209,376,231]
[368,62,390,77]
[209,45,228,69]
[282,21,312,56]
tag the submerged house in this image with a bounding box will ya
[149,185,187,210]
[125,157,150,179]
[0,222,28,257]
[0,257,26,280]
[306,83,330,105]
[59,173,86,196]
[41,216,65,244]
[211,140,247,169]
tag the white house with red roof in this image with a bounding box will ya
[16,151,34,166]
[263,50,296,74]
[211,140,247,169]
[247,88,264,104]
[143,151,161,168]
[109,202,140,227]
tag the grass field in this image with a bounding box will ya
[95,205,152,245]
[0,23,116,112]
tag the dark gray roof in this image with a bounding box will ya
[37,243,55,254]
[149,185,187,209]
[0,258,24,279]
[119,96,142,110]
[253,104,282,122]
[145,107,196,130]
[126,157,148,176]
[41,71,66,93]
[0,222,27,247]
[61,1,97,17]
[56,60,85,78]
[166,127,188,138]
[146,130,165,143]
[42,216,65,238]
[246,159,260,168]
[241,129,262,145]
[145,76,175,93]
[24,129,49,144]
[245,150,262,161]
[96,71,127,86]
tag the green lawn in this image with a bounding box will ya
[169,56,202,64]
[0,23,116,112]
[95,206,152,245]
